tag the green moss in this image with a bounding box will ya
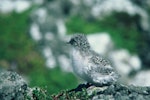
[66,12,141,53]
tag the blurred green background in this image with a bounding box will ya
[0,9,78,94]
[67,13,141,53]
[0,0,150,95]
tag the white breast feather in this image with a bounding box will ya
[71,48,90,81]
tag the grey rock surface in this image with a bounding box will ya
[0,71,27,100]
[54,83,150,100]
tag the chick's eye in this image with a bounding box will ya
[69,39,75,44]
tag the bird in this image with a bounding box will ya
[68,34,120,86]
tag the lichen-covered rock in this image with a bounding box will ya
[53,83,150,100]
[1,70,150,100]
[0,70,27,100]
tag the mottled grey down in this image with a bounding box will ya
[68,34,120,86]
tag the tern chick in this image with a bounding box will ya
[68,34,120,86]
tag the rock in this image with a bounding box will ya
[1,70,149,100]
[0,70,27,100]
[53,83,150,100]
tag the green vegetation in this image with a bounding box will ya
[29,67,78,94]
[66,12,141,53]
[25,87,52,100]
[0,10,41,73]
[0,10,78,94]
[52,88,90,100]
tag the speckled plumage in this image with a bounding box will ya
[68,34,120,86]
